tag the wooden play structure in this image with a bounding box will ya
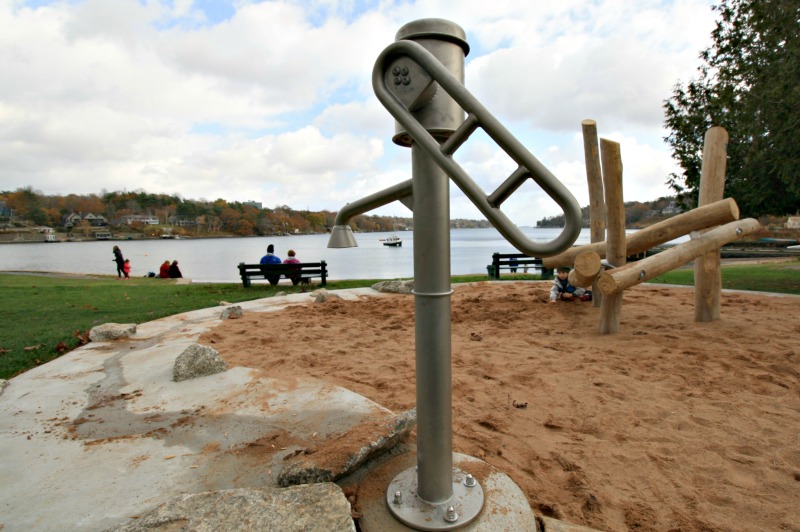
[550,124,758,334]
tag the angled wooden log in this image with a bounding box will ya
[568,251,602,288]
[597,218,760,295]
[542,197,740,269]
[695,127,729,322]
[599,139,625,334]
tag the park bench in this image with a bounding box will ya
[488,253,553,280]
[237,261,327,287]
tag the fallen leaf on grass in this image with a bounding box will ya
[55,342,69,354]
[0,347,10,354]
[72,330,90,345]
[24,344,42,351]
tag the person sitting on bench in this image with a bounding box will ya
[260,244,282,286]
[283,249,302,285]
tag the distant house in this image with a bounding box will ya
[0,200,11,219]
[661,202,681,215]
[62,212,109,228]
[167,215,198,227]
[787,217,800,229]
[120,214,160,226]
[243,201,263,209]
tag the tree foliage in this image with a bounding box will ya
[663,0,800,217]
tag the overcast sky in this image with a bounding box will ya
[1,0,717,225]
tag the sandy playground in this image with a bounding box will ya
[200,281,800,531]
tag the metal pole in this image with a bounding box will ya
[412,142,453,502]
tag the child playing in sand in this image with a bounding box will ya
[122,258,131,280]
[549,266,591,303]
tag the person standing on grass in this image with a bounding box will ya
[122,258,131,280]
[112,245,125,278]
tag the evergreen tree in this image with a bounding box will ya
[663,0,800,217]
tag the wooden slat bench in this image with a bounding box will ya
[237,261,327,287]
[488,253,553,280]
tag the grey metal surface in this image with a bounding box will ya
[411,142,457,505]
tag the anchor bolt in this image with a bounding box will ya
[464,473,477,487]
[393,491,403,505]
[444,505,459,523]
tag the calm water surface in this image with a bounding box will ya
[0,227,642,282]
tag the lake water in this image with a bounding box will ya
[0,227,673,282]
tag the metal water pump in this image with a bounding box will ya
[329,18,581,530]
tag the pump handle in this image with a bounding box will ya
[374,40,582,257]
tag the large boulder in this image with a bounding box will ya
[89,323,137,342]
[173,344,228,382]
[109,484,355,531]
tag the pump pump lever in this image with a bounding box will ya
[374,40,582,257]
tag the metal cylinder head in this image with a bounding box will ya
[391,18,469,147]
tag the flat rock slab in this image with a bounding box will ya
[0,288,400,531]
[279,408,416,487]
[110,484,355,532]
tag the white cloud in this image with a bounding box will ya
[0,0,717,225]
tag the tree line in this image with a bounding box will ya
[535,197,682,229]
[0,188,491,236]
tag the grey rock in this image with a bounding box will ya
[371,279,414,294]
[173,344,228,382]
[314,290,341,303]
[219,305,243,319]
[110,484,355,532]
[279,408,416,487]
[0,379,8,396]
[89,323,137,342]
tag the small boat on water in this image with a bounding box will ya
[381,234,402,247]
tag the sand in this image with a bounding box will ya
[200,282,800,531]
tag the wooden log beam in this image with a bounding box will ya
[599,139,624,334]
[582,119,605,307]
[695,127,729,322]
[568,251,601,288]
[542,197,740,269]
[597,218,760,295]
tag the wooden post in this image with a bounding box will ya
[582,119,605,307]
[597,218,760,295]
[695,127,729,322]
[542,198,740,268]
[568,251,601,288]
[599,139,624,334]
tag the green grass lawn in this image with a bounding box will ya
[647,259,800,294]
[1,261,796,379]
[0,274,380,379]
